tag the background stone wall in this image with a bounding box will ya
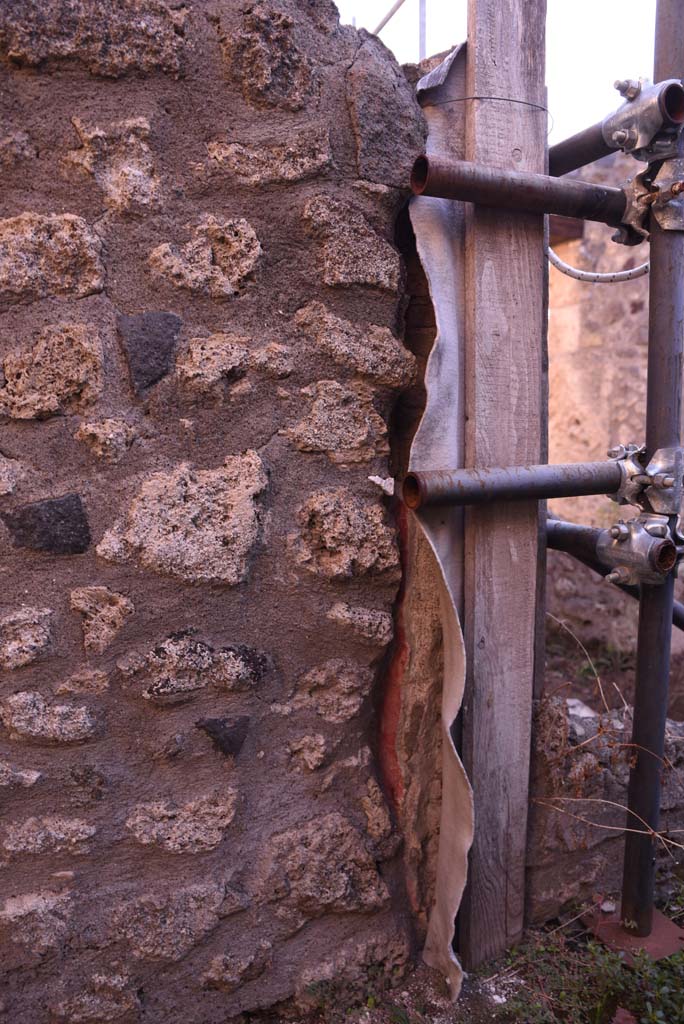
[0,3,429,1020]
[527,694,684,924]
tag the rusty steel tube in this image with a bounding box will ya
[410,156,627,225]
[403,461,623,510]
[549,122,613,177]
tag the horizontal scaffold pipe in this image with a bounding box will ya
[410,156,627,225]
[548,122,613,177]
[402,461,623,509]
[549,80,684,176]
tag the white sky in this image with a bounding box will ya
[335,0,658,144]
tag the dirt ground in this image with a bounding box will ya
[287,961,519,1024]
[545,618,684,719]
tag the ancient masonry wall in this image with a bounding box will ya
[0,3,429,1020]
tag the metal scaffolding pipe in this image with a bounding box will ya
[549,122,613,177]
[549,80,684,176]
[545,516,684,632]
[403,461,623,510]
[620,0,684,938]
[410,156,627,225]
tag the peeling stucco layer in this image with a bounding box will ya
[0,3,427,1020]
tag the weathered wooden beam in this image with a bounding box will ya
[458,0,547,969]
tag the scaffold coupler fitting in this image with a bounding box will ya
[604,79,684,162]
[599,442,684,585]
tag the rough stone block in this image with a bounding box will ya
[111,882,228,961]
[0,323,103,419]
[117,311,182,393]
[0,131,36,169]
[66,117,161,211]
[0,760,41,788]
[326,601,393,646]
[361,778,398,859]
[2,494,91,554]
[70,586,134,654]
[294,489,400,580]
[0,890,71,957]
[346,34,426,188]
[303,196,400,291]
[1,692,96,744]
[55,668,109,695]
[2,815,95,857]
[287,733,327,772]
[125,791,238,853]
[118,632,267,704]
[296,929,409,1008]
[52,974,140,1024]
[249,341,293,378]
[175,334,293,394]
[175,332,248,393]
[294,301,416,387]
[69,764,106,804]
[275,658,374,723]
[222,4,313,111]
[74,418,137,462]
[0,0,187,77]
[97,453,268,584]
[195,715,250,758]
[149,216,261,299]
[207,126,330,184]
[0,455,23,495]
[0,606,52,669]
[0,214,103,305]
[258,813,389,928]
[202,941,272,992]
[284,380,387,464]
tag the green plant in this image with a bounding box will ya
[491,930,684,1024]
[387,1007,413,1024]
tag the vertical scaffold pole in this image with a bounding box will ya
[620,0,684,936]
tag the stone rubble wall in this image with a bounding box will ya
[527,695,684,924]
[0,3,428,1020]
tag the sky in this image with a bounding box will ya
[335,0,658,144]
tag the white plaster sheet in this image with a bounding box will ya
[408,45,475,999]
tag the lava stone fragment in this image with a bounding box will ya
[117,311,182,393]
[1,494,91,554]
[196,716,250,759]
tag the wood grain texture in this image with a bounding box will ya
[458,0,547,969]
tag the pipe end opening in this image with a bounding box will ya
[661,82,684,124]
[403,474,422,509]
[654,540,677,574]
[410,155,429,195]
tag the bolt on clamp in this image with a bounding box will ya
[603,78,684,163]
[597,512,678,586]
[650,157,684,232]
[607,443,684,515]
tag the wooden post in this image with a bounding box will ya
[458,0,547,968]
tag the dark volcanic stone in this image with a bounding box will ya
[196,716,250,759]
[117,311,182,393]
[2,494,91,554]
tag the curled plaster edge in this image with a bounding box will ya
[408,44,475,1000]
